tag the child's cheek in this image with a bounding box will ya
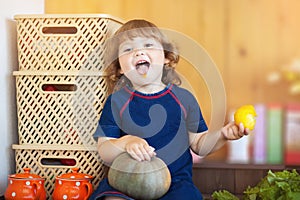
[119,56,133,73]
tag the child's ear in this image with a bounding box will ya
[119,68,124,74]
[164,58,170,66]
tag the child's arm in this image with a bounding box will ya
[189,122,249,156]
[97,135,156,164]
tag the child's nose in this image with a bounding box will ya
[134,49,145,56]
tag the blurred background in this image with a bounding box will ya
[45,0,300,110]
[45,0,300,161]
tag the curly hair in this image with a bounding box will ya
[104,19,181,95]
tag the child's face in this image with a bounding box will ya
[118,37,167,89]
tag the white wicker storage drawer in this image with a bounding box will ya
[14,14,122,71]
[14,70,107,145]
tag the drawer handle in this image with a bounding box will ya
[42,83,77,92]
[40,157,77,167]
[42,26,78,35]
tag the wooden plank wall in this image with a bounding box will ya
[44,0,227,125]
[45,0,300,160]
[226,0,300,109]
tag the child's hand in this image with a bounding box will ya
[123,135,156,161]
[221,122,250,140]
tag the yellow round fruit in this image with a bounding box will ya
[234,105,257,130]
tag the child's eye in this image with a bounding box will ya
[144,43,154,48]
[124,47,132,52]
[123,47,133,52]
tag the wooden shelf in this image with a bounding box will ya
[192,162,300,199]
[193,162,286,170]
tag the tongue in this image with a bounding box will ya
[136,64,149,75]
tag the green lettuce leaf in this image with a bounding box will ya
[212,190,239,200]
[243,169,300,200]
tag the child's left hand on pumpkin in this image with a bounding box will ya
[123,135,156,161]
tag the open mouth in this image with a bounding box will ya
[135,60,150,75]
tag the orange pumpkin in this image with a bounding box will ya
[108,153,171,200]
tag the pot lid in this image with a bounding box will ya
[57,168,93,180]
[9,168,43,179]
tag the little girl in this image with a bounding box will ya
[89,19,249,200]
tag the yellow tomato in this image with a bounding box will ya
[234,105,257,130]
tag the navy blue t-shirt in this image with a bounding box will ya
[94,84,208,182]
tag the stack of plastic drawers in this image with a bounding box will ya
[12,14,123,198]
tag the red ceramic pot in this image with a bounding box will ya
[5,168,46,200]
[52,168,93,200]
